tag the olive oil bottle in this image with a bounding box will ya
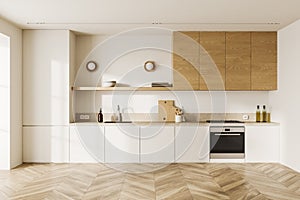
[256,105,261,122]
[262,105,267,122]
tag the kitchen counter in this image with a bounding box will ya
[70,121,209,126]
[70,121,279,126]
[244,122,280,126]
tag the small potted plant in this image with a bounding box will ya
[175,108,183,123]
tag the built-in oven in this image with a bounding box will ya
[210,126,245,159]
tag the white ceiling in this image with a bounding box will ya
[0,0,300,34]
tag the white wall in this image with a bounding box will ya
[0,33,10,170]
[270,19,300,172]
[74,91,269,115]
[0,18,22,169]
[75,35,108,73]
[73,30,269,116]
[74,29,172,87]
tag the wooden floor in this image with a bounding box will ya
[0,163,300,200]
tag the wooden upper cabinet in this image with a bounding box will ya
[172,31,277,91]
[199,32,226,90]
[251,32,277,90]
[173,32,200,90]
[226,32,251,90]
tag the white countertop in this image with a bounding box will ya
[70,121,279,126]
[244,122,280,126]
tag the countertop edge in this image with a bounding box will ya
[69,122,280,126]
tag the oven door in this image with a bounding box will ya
[210,126,245,159]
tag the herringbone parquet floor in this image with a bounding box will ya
[0,163,299,200]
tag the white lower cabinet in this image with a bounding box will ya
[105,125,139,163]
[23,123,281,164]
[175,125,209,162]
[140,125,174,163]
[23,126,69,163]
[245,125,280,162]
[70,125,104,163]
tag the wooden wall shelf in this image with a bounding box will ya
[71,86,173,91]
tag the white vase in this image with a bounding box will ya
[175,115,182,123]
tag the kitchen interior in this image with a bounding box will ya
[1,0,300,199]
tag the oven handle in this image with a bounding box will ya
[214,133,241,136]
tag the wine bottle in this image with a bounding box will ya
[98,108,103,123]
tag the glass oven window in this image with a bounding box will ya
[210,132,244,153]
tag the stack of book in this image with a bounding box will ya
[151,82,172,87]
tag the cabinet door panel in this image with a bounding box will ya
[23,126,69,163]
[173,32,200,90]
[172,31,277,91]
[141,126,174,163]
[70,125,104,163]
[226,32,251,90]
[199,32,226,90]
[245,125,279,162]
[175,125,209,162]
[23,30,69,125]
[105,126,139,163]
[251,32,277,90]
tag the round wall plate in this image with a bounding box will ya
[86,61,97,72]
[144,61,155,72]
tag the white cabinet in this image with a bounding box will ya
[23,126,69,163]
[23,30,70,125]
[245,125,280,162]
[175,125,209,162]
[22,30,74,164]
[105,125,139,163]
[70,125,104,163]
[140,125,174,163]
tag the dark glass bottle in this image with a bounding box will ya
[98,108,103,123]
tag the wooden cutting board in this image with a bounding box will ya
[158,100,180,122]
